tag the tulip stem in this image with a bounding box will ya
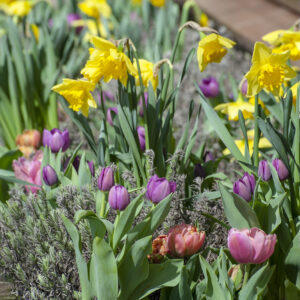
[242,264,250,287]
[99,192,107,218]
[253,94,260,167]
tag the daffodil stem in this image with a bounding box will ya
[294,85,300,184]
[100,85,110,165]
[253,94,260,167]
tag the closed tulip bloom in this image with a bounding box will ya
[43,128,70,153]
[194,163,205,178]
[203,151,214,162]
[241,172,256,193]
[106,107,118,126]
[98,167,114,191]
[137,126,146,151]
[199,76,219,98]
[146,175,176,204]
[228,228,277,264]
[87,161,95,176]
[272,158,289,181]
[258,160,271,181]
[167,224,205,258]
[241,79,248,96]
[42,165,58,186]
[139,92,148,117]
[108,185,130,211]
[233,179,252,202]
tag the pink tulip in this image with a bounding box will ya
[167,224,205,258]
[12,150,43,194]
[228,228,277,264]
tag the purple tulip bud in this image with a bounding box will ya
[258,160,271,181]
[194,163,205,178]
[98,167,114,191]
[88,161,95,176]
[43,128,70,153]
[106,107,118,126]
[67,13,83,34]
[233,179,252,202]
[63,155,80,172]
[242,172,256,193]
[203,151,214,162]
[146,175,176,204]
[199,76,219,98]
[241,80,248,96]
[272,158,289,181]
[42,165,58,186]
[139,92,148,117]
[137,126,146,151]
[108,185,130,211]
[228,228,277,264]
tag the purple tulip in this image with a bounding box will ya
[139,92,148,117]
[67,13,83,34]
[203,151,214,162]
[87,161,95,176]
[241,80,248,96]
[97,90,114,105]
[233,179,252,202]
[63,156,80,173]
[98,167,114,191]
[199,76,219,98]
[241,173,256,193]
[146,175,176,204]
[194,163,205,178]
[12,150,43,194]
[106,107,118,126]
[228,228,277,264]
[272,158,289,181]
[43,128,70,153]
[42,165,58,186]
[137,126,146,151]
[108,185,130,211]
[258,160,271,181]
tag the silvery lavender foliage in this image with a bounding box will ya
[0,185,95,299]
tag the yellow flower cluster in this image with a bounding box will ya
[150,0,165,7]
[52,36,159,116]
[0,0,33,17]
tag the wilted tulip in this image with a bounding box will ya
[16,129,41,157]
[167,224,205,258]
[98,167,114,191]
[228,228,277,264]
[233,179,252,202]
[199,76,219,98]
[42,165,58,186]
[258,160,271,181]
[12,150,43,194]
[106,107,118,126]
[147,235,168,263]
[137,126,145,151]
[139,92,148,117]
[146,175,176,204]
[43,128,70,153]
[272,158,289,181]
[241,172,256,193]
[108,185,130,211]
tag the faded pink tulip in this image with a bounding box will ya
[167,224,205,258]
[228,227,277,264]
[12,150,43,194]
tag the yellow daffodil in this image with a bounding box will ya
[81,37,137,86]
[199,12,208,27]
[280,82,300,106]
[248,96,269,115]
[134,59,158,90]
[72,19,108,42]
[0,0,32,17]
[223,130,272,156]
[132,0,142,5]
[150,0,165,7]
[245,42,296,97]
[263,30,300,61]
[30,24,39,41]
[197,33,235,72]
[52,79,96,117]
[215,95,254,121]
[79,0,111,19]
